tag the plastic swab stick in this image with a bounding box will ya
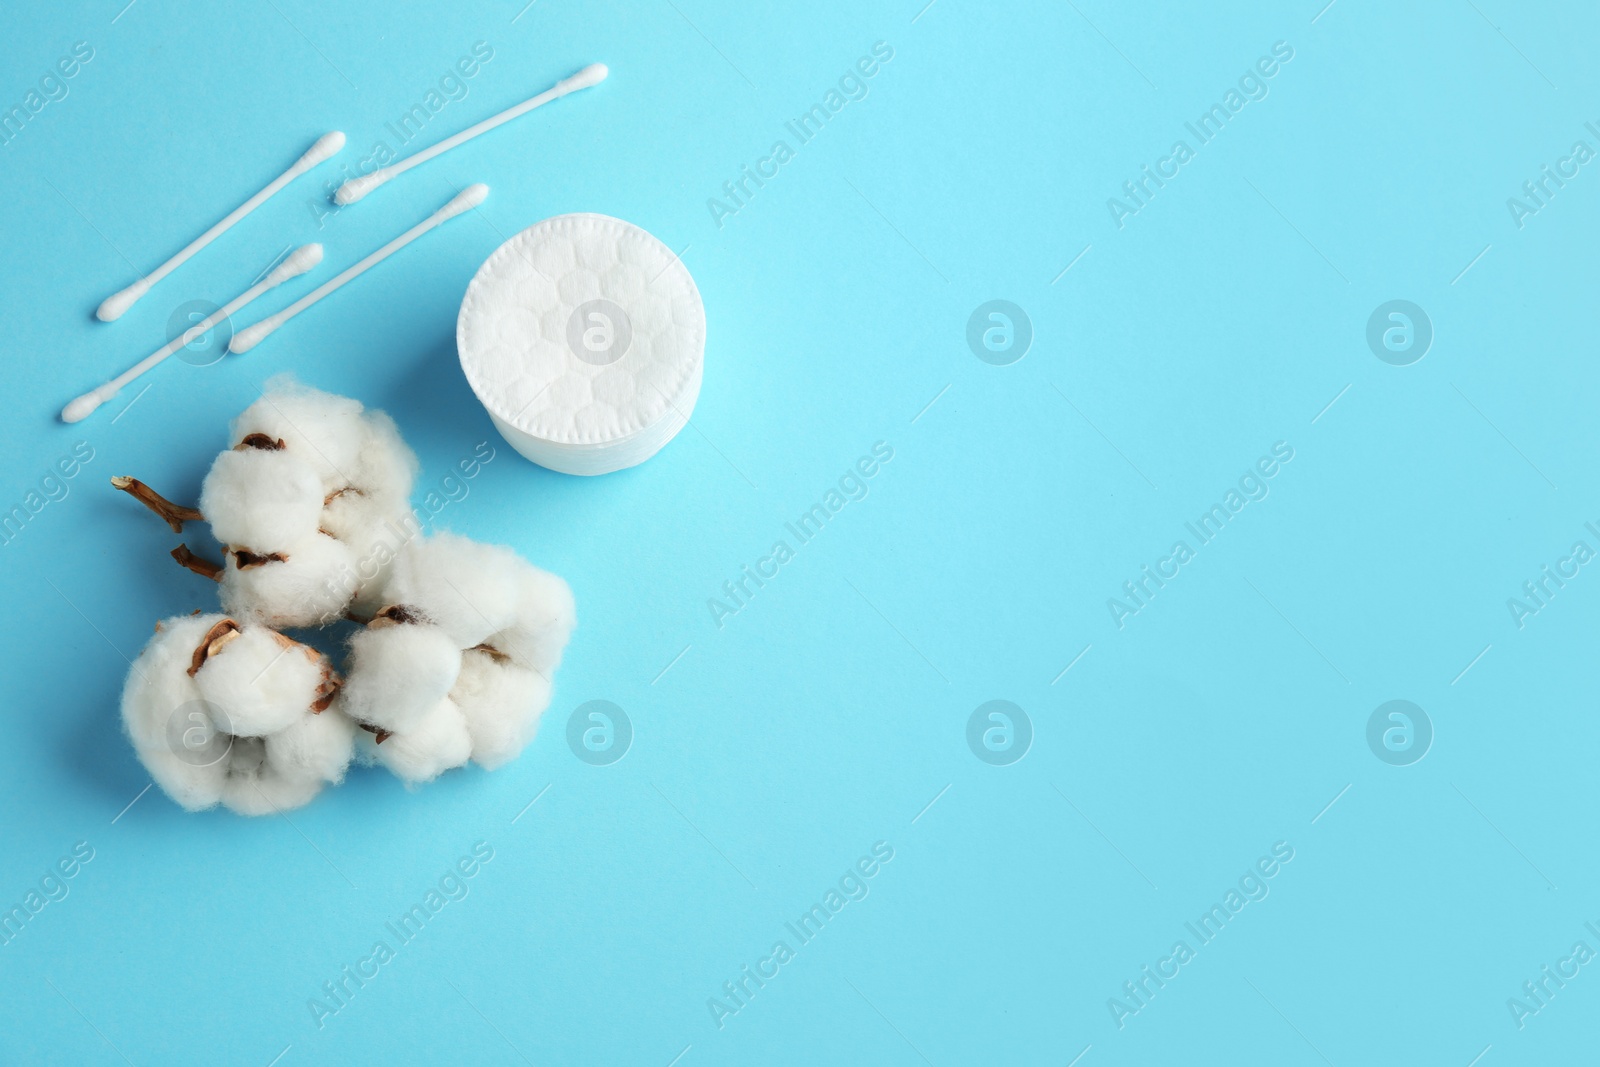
[333,64,606,205]
[229,184,488,354]
[62,244,324,423]
[96,132,345,322]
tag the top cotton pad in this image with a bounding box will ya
[457,213,705,476]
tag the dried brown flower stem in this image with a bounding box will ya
[111,476,203,533]
[171,543,223,582]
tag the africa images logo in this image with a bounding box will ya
[966,301,1032,365]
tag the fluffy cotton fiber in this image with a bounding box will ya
[356,696,473,784]
[382,533,576,676]
[337,533,575,781]
[204,380,419,627]
[451,649,551,770]
[120,382,576,811]
[190,623,328,736]
[218,532,358,631]
[229,383,367,493]
[199,446,324,553]
[336,610,463,734]
[121,614,354,815]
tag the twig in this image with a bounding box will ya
[171,543,222,581]
[111,476,203,532]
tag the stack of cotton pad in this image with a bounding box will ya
[457,213,705,476]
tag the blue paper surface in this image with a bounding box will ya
[1,1,1597,1063]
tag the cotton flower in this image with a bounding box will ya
[121,613,354,815]
[196,381,419,627]
[217,532,358,631]
[113,381,577,811]
[190,620,330,736]
[382,533,576,676]
[356,695,473,785]
[450,648,550,770]
[336,606,463,735]
[198,444,324,553]
[228,383,368,494]
[335,604,472,783]
[319,410,421,616]
[339,533,575,779]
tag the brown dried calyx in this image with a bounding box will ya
[266,630,343,713]
[231,548,288,570]
[367,604,429,629]
[187,619,242,675]
[235,433,285,451]
[358,723,391,744]
[111,476,203,533]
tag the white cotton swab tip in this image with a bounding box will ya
[300,131,346,166]
[96,279,151,323]
[268,242,324,283]
[61,392,105,423]
[228,318,275,355]
[333,172,380,206]
[558,63,609,93]
[441,183,490,218]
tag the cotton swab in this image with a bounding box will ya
[63,244,324,423]
[230,184,488,354]
[333,64,606,206]
[96,132,345,322]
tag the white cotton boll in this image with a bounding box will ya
[337,620,461,733]
[368,697,473,784]
[206,383,410,626]
[137,744,231,813]
[352,410,418,505]
[230,380,366,493]
[310,410,420,613]
[191,625,328,737]
[121,615,232,812]
[220,768,323,816]
[318,413,417,547]
[492,567,577,676]
[376,533,573,771]
[265,708,356,785]
[124,616,345,816]
[320,493,417,615]
[382,534,527,649]
[451,649,551,770]
[219,737,325,816]
[198,447,324,554]
[219,533,358,629]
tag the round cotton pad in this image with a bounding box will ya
[457,214,706,476]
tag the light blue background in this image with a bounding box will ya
[2,1,1596,1063]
